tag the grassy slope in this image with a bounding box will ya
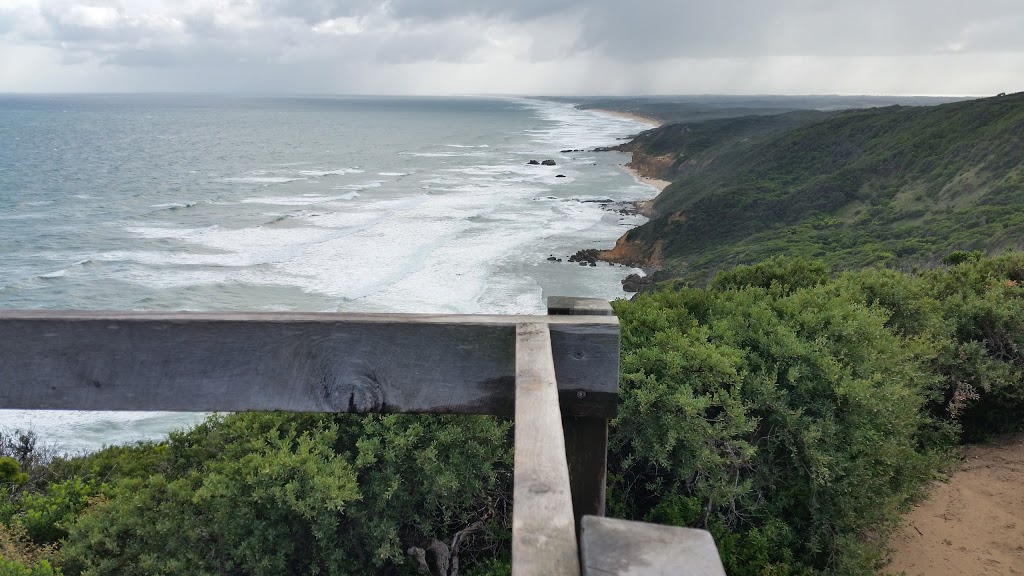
[620,92,1024,282]
[612,111,834,181]
[555,95,969,124]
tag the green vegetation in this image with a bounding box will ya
[3,415,512,576]
[612,254,1024,574]
[4,254,1024,574]
[552,95,967,125]
[619,92,1024,282]
[4,93,1024,574]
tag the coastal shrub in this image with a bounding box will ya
[0,558,61,576]
[57,413,512,576]
[10,254,1024,575]
[0,460,27,489]
[15,479,93,545]
[0,523,60,576]
[609,282,938,574]
[921,253,1024,438]
[708,256,829,293]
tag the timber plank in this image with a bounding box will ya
[512,322,580,576]
[580,516,726,576]
[0,312,617,416]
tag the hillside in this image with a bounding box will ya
[602,92,1024,281]
[546,95,968,124]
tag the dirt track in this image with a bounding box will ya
[885,435,1024,575]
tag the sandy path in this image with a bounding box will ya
[885,435,1024,575]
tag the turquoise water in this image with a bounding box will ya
[0,95,653,453]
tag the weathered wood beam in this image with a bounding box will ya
[512,322,580,576]
[0,311,617,416]
[580,516,726,576]
[548,297,617,531]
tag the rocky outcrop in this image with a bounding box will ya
[566,235,664,272]
[568,249,601,265]
[541,159,557,166]
[621,273,654,293]
[527,160,540,165]
[597,236,664,270]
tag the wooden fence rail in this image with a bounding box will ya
[0,309,618,417]
[0,298,726,575]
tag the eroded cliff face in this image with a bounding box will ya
[598,235,664,270]
[606,140,676,183]
[625,150,676,181]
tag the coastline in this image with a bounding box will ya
[563,104,669,276]
[620,165,667,218]
[588,108,664,128]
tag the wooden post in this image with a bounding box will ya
[513,322,580,576]
[547,297,617,530]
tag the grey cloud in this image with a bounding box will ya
[571,0,1024,58]
[3,0,1024,94]
[373,26,484,63]
[263,0,579,23]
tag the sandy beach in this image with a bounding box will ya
[620,165,668,218]
[622,164,670,192]
[591,108,664,128]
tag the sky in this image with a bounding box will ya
[1,0,1023,95]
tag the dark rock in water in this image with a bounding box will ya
[589,262,597,267]
[578,261,588,266]
[622,273,653,293]
[568,249,601,265]
[557,258,563,262]
[547,256,558,261]
[560,149,585,153]
[527,160,540,165]
[555,174,566,178]
[541,159,557,166]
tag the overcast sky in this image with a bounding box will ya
[1,0,1022,95]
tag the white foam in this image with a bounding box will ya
[340,181,383,190]
[296,168,364,177]
[240,194,360,206]
[225,176,305,184]
[0,411,206,456]
[399,151,488,158]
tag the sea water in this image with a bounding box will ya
[0,94,653,453]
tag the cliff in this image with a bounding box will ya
[604,92,1024,283]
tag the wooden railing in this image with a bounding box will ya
[0,297,725,576]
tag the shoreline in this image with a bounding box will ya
[621,163,670,193]
[620,164,667,219]
[587,108,664,128]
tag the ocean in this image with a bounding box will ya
[0,94,653,454]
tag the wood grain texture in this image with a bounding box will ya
[512,322,581,576]
[580,516,726,576]
[563,416,608,526]
[0,311,617,416]
[549,297,614,529]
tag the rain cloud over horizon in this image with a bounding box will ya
[1,0,1022,95]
